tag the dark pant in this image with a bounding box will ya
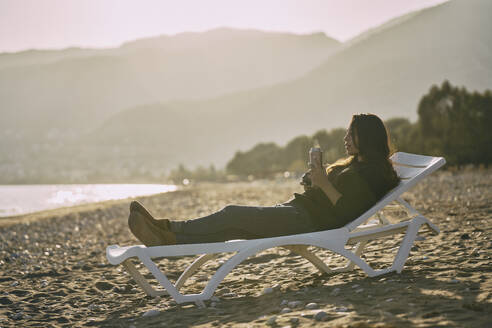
[169,202,318,244]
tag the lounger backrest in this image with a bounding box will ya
[344,152,446,231]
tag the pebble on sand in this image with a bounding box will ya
[305,302,318,309]
[288,300,303,309]
[335,307,349,313]
[95,281,114,291]
[280,307,292,314]
[88,304,99,311]
[0,296,13,305]
[143,309,160,317]
[314,311,328,321]
[12,312,23,320]
[266,316,277,326]
[290,317,299,324]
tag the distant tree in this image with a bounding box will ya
[384,117,415,154]
[281,135,311,170]
[416,80,492,165]
[226,143,282,177]
[169,163,191,183]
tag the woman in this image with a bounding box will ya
[128,113,400,246]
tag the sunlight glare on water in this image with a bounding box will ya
[0,184,178,217]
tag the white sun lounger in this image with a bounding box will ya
[106,152,445,305]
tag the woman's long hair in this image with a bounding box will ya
[327,114,399,187]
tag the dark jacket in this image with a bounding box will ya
[292,160,398,230]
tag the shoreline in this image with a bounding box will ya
[0,183,178,222]
[0,196,136,228]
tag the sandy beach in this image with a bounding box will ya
[0,168,491,327]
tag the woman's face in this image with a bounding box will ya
[344,127,359,156]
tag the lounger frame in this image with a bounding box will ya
[106,152,445,305]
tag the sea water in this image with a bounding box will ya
[0,184,177,217]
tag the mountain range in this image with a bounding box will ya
[0,28,340,138]
[85,0,492,168]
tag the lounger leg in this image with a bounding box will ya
[424,220,440,235]
[335,248,385,276]
[391,216,434,273]
[284,243,377,275]
[122,260,168,297]
[392,226,418,273]
[343,240,368,271]
[284,244,378,275]
[283,245,334,274]
[123,252,223,304]
[396,197,419,218]
[136,252,201,303]
[175,254,218,290]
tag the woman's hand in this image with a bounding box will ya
[308,160,342,205]
[300,171,313,191]
[308,159,328,189]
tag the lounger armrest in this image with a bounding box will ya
[106,244,144,265]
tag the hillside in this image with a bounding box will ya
[87,0,492,168]
[0,28,340,138]
[0,47,96,70]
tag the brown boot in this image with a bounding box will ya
[130,201,171,230]
[128,210,176,246]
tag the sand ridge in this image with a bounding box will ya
[0,169,491,327]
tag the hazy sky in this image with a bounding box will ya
[0,0,448,53]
